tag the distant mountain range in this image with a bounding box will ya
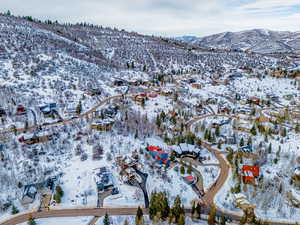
[174,35,200,43]
[178,29,300,54]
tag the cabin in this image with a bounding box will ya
[91,118,115,131]
[16,105,26,115]
[242,165,260,184]
[145,146,170,167]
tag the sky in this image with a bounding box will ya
[1,0,300,37]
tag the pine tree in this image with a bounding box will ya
[239,138,244,147]
[296,124,300,133]
[178,214,185,225]
[208,205,216,225]
[136,206,144,225]
[247,137,252,146]
[171,195,184,223]
[76,101,82,114]
[221,216,227,225]
[180,166,185,174]
[11,205,19,214]
[250,126,257,136]
[103,213,110,225]
[215,126,220,137]
[268,143,272,153]
[196,203,201,219]
[124,219,129,225]
[27,218,36,225]
[161,192,170,220]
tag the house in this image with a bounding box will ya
[242,165,260,184]
[16,105,27,115]
[160,88,173,96]
[239,145,253,154]
[21,184,38,204]
[148,93,158,98]
[191,83,201,89]
[39,103,57,116]
[145,146,170,167]
[183,175,197,185]
[233,193,255,211]
[86,88,101,96]
[228,72,243,80]
[94,167,118,194]
[113,79,127,86]
[135,94,147,103]
[226,134,237,145]
[172,143,201,159]
[91,118,115,131]
[101,104,119,118]
[247,97,260,105]
[19,134,52,145]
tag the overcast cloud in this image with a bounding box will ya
[1,0,300,36]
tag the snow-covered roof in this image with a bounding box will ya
[172,143,200,154]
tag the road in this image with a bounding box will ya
[1,84,300,224]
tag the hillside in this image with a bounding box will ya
[193,29,300,53]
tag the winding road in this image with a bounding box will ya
[1,84,299,224]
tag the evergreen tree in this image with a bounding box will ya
[103,213,110,225]
[178,214,185,225]
[187,165,192,174]
[239,138,244,147]
[76,101,82,114]
[180,166,185,174]
[135,206,144,225]
[250,125,257,136]
[160,192,170,220]
[296,124,300,133]
[124,219,129,225]
[171,195,185,223]
[215,126,220,137]
[11,205,19,214]
[195,203,201,219]
[221,216,227,225]
[247,137,252,146]
[27,218,36,225]
[208,205,216,225]
[268,143,272,154]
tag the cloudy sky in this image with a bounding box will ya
[1,0,300,36]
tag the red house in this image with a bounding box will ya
[242,165,260,183]
[16,105,26,115]
[145,146,170,167]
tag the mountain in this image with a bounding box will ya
[193,29,300,53]
[174,35,200,43]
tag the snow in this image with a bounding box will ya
[19,216,92,225]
